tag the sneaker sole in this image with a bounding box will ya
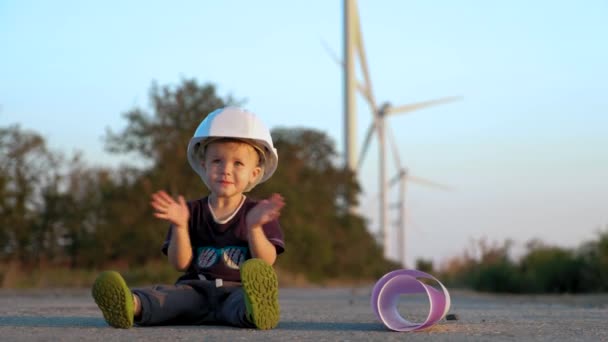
[241,259,280,330]
[91,271,134,329]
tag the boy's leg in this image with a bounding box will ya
[132,283,214,326]
[91,271,134,329]
[92,271,214,328]
[240,258,280,330]
[217,287,255,328]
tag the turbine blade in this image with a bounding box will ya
[320,39,376,112]
[388,169,406,187]
[320,39,377,116]
[386,96,463,116]
[321,38,343,68]
[408,175,453,191]
[352,4,378,112]
[357,83,378,115]
[357,123,376,170]
[387,170,452,191]
[386,126,403,170]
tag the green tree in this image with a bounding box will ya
[520,240,584,293]
[0,125,60,263]
[415,258,434,273]
[50,156,145,267]
[578,228,608,292]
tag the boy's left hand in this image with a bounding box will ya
[246,193,285,230]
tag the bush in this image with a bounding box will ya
[519,245,583,293]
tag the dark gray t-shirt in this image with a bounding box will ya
[161,196,285,283]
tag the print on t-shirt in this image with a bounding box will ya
[196,246,248,270]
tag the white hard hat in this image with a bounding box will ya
[187,107,278,192]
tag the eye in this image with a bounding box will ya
[235,161,244,166]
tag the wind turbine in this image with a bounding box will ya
[342,0,461,262]
[385,128,453,266]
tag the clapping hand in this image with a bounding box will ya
[150,190,189,227]
[246,193,285,229]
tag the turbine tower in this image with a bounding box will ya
[344,0,357,173]
[342,0,460,262]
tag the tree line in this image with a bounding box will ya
[3,78,605,292]
[420,233,608,293]
[0,79,397,284]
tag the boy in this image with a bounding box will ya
[92,107,285,330]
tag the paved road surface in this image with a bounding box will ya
[0,287,606,341]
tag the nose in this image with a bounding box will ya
[219,161,232,175]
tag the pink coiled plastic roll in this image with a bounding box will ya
[371,269,451,332]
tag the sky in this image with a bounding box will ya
[1,1,607,268]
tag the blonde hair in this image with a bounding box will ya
[195,137,266,167]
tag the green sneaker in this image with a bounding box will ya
[91,271,134,329]
[241,259,280,330]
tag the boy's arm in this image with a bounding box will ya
[248,225,278,265]
[167,224,193,271]
[246,194,285,265]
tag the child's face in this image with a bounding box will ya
[202,141,262,197]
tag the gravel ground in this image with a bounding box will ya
[0,287,606,341]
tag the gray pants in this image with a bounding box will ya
[131,279,254,328]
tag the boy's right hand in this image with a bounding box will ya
[150,190,189,228]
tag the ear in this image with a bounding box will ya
[251,166,262,180]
